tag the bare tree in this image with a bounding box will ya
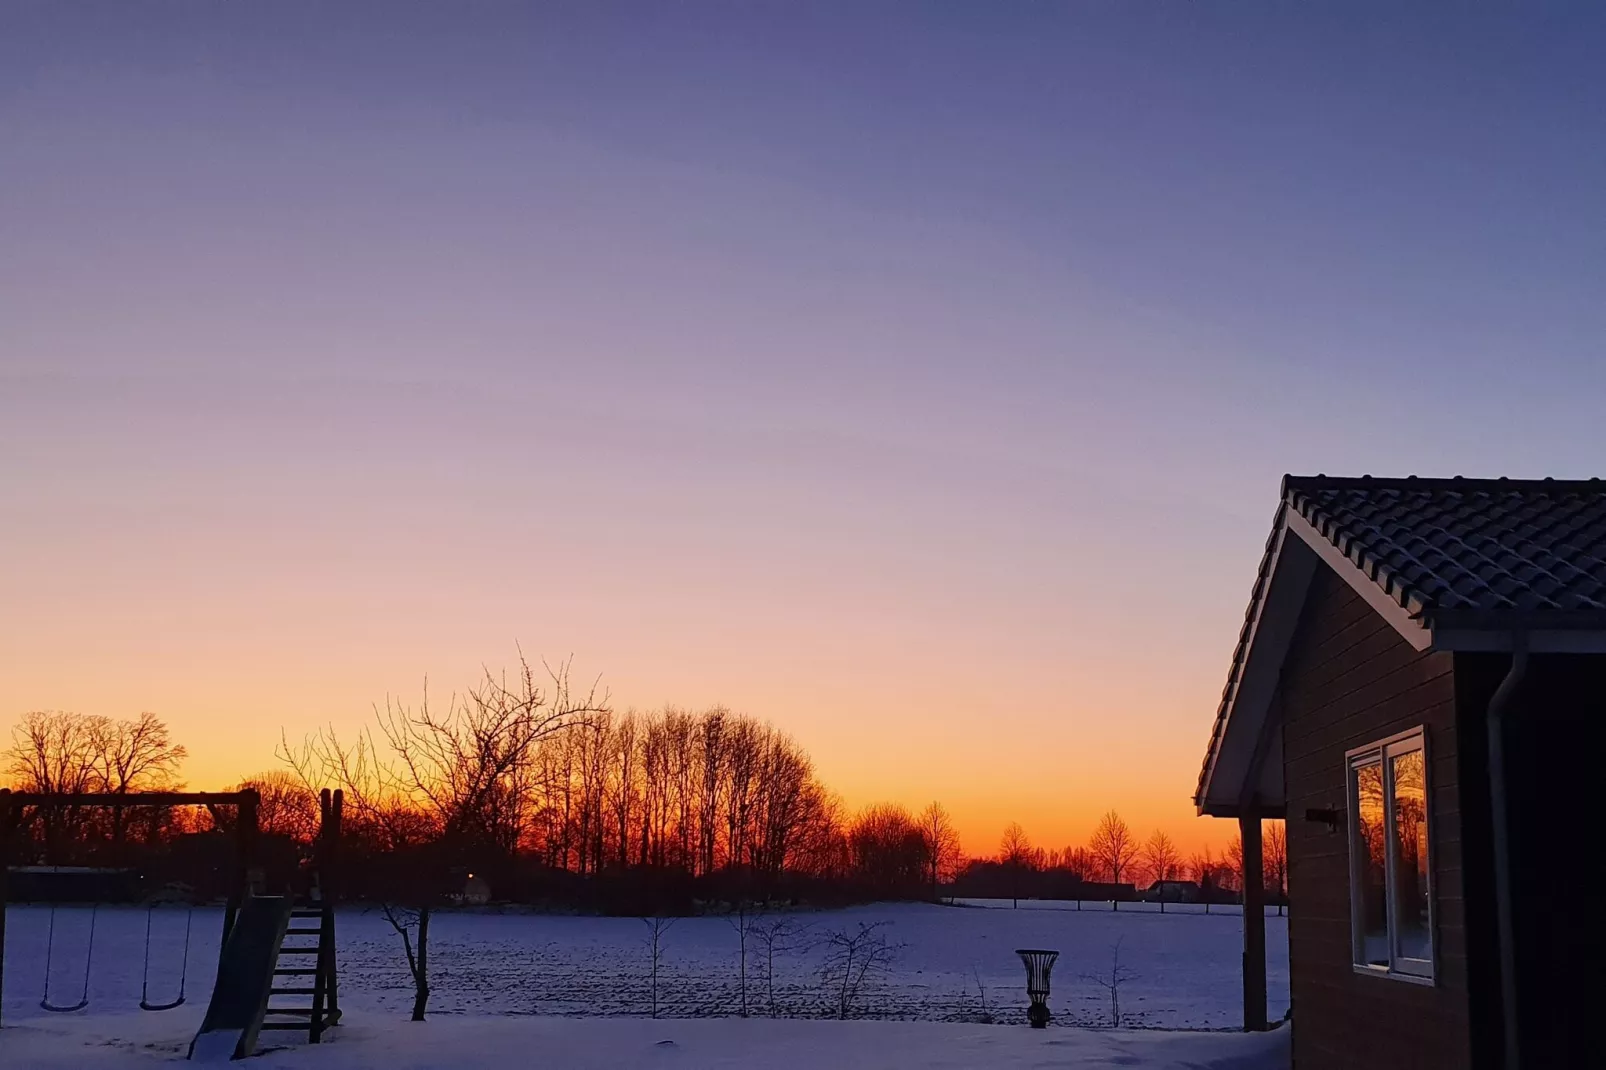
[380,903,431,1021]
[91,712,187,792]
[726,900,758,1017]
[5,711,99,852]
[5,711,95,794]
[918,801,961,902]
[1188,847,1217,914]
[376,656,608,856]
[5,710,186,796]
[818,921,902,1019]
[969,964,993,1024]
[751,915,810,1016]
[998,822,1033,908]
[281,714,449,1022]
[280,721,434,854]
[5,710,188,849]
[234,771,320,842]
[1063,846,1096,910]
[642,914,678,1019]
[1088,810,1136,909]
[848,803,927,895]
[1081,938,1136,1027]
[1141,830,1182,913]
[1063,846,1096,879]
[1264,821,1288,916]
[95,712,189,845]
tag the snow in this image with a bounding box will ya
[3,902,1290,1068]
[5,1013,1291,1070]
[186,1027,243,1063]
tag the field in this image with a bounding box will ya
[4,899,1288,1032]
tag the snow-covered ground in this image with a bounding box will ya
[3,901,1290,1068]
[5,1011,1291,1069]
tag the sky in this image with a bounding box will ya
[3,3,1604,857]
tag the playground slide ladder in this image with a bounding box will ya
[260,897,341,1042]
[188,894,340,1060]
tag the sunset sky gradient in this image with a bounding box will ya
[4,4,1604,855]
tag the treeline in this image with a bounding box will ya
[521,706,838,880]
[2,660,1276,913]
[3,661,961,910]
[3,710,190,849]
[950,811,1287,907]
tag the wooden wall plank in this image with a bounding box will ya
[1280,567,1471,1070]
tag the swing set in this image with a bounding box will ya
[0,788,265,1028]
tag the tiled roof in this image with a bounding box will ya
[1284,475,1606,620]
[1195,475,1606,808]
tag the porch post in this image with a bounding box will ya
[1240,812,1268,1031]
[0,789,11,1029]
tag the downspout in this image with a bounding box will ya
[1485,636,1527,1070]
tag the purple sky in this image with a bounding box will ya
[3,3,1603,848]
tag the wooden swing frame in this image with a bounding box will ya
[0,788,260,1029]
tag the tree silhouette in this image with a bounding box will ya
[1142,830,1182,912]
[918,801,961,901]
[1089,810,1136,909]
[998,822,1033,908]
[1264,821,1288,916]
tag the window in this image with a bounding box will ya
[1347,728,1434,981]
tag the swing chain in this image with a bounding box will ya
[140,905,194,1011]
[39,902,97,1013]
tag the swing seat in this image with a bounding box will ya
[142,994,187,1012]
[40,995,89,1013]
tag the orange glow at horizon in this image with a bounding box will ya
[1,638,1244,862]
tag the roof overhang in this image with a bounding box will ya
[1196,491,1606,818]
[1194,505,1314,819]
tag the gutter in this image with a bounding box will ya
[1485,637,1527,1070]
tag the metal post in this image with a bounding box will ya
[0,789,11,1029]
[1240,812,1267,1031]
[326,789,342,1024]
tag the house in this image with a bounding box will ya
[5,865,140,903]
[460,873,491,906]
[448,869,491,906]
[1195,476,1603,1069]
[1143,878,1200,904]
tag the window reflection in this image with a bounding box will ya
[1348,731,1434,978]
[1392,749,1431,961]
[1353,759,1388,966]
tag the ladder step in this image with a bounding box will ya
[270,987,317,996]
[261,1022,324,1030]
[290,910,325,918]
[285,928,322,935]
[265,1007,317,1016]
[277,947,321,954]
[273,968,319,975]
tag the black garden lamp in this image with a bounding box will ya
[1015,948,1059,1028]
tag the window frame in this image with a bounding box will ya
[1345,726,1437,985]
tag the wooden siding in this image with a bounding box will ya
[1280,566,1471,1070]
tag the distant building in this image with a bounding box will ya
[456,873,491,906]
[1143,879,1200,904]
[6,866,139,903]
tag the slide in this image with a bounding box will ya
[188,895,292,1062]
